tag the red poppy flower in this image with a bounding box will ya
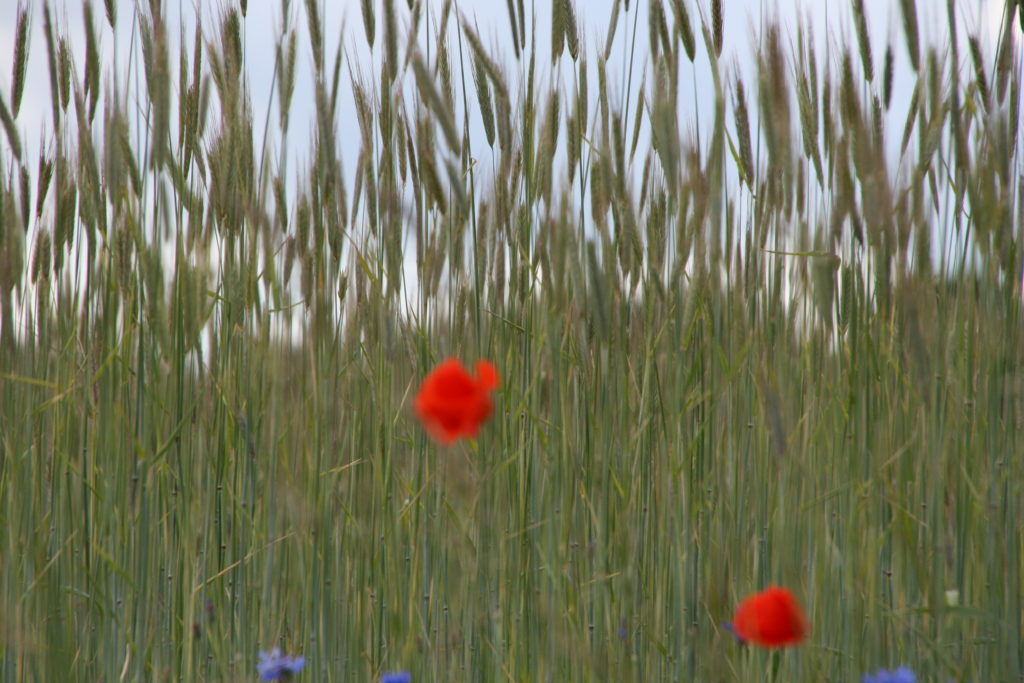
[414,359,499,444]
[731,586,808,648]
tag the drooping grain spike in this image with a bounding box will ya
[796,64,823,186]
[882,46,894,109]
[671,0,696,62]
[303,0,323,72]
[505,0,521,59]
[83,1,100,120]
[11,6,29,117]
[604,0,620,60]
[551,0,565,63]
[58,40,72,112]
[473,57,496,147]
[630,81,644,161]
[18,164,30,231]
[410,52,459,151]
[733,78,754,186]
[712,0,723,58]
[899,0,920,72]
[31,227,51,284]
[968,36,990,113]
[278,30,297,130]
[42,5,61,132]
[383,0,398,82]
[517,0,527,50]
[945,0,958,68]
[851,0,873,82]
[994,5,1014,103]
[360,0,376,48]
[0,94,21,160]
[562,0,580,60]
[143,8,170,168]
[840,51,860,130]
[900,82,919,157]
[649,0,666,60]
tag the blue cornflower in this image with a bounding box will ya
[381,672,412,683]
[862,666,916,683]
[257,648,306,680]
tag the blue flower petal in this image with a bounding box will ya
[862,666,915,683]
